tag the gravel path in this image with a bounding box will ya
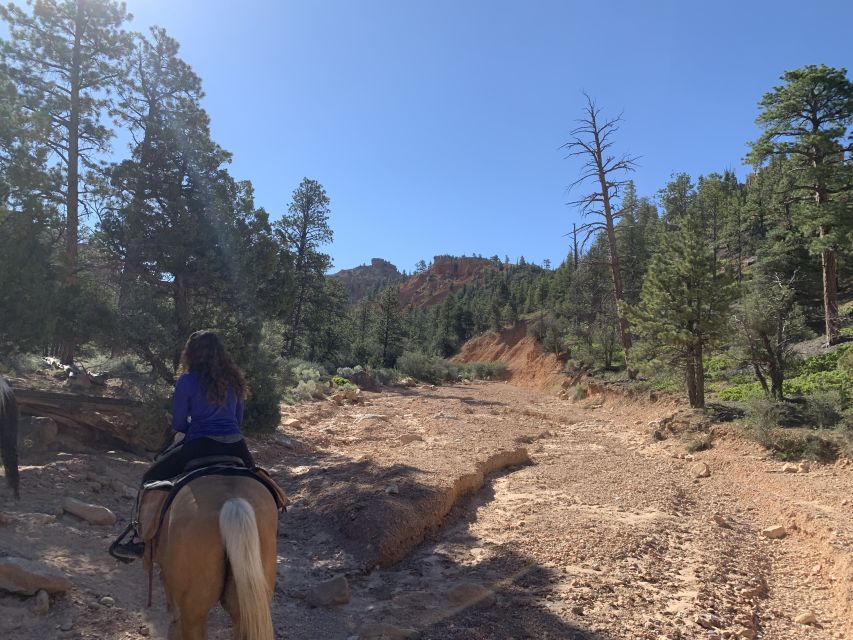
[1,381,849,639]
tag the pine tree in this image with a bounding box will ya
[748,65,853,345]
[629,214,736,408]
[375,285,403,367]
[278,178,333,357]
[1,0,131,362]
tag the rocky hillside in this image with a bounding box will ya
[330,258,403,303]
[398,255,500,308]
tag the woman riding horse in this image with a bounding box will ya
[0,376,20,500]
[113,330,256,559]
[114,331,277,640]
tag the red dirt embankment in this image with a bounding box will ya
[454,324,566,393]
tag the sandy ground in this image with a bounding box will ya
[1,381,850,640]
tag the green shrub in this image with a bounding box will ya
[794,344,851,375]
[331,376,352,387]
[804,390,844,428]
[768,432,838,463]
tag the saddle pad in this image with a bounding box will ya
[138,465,287,546]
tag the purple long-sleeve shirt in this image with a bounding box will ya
[171,372,244,442]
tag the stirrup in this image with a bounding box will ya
[109,522,143,563]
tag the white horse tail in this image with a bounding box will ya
[219,498,273,640]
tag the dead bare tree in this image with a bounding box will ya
[562,94,638,378]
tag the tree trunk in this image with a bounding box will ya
[173,274,191,370]
[685,348,699,408]
[820,238,839,346]
[591,123,633,379]
[60,7,84,366]
[694,340,705,409]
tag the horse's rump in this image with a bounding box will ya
[155,475,277,640]
[0,377,20,499]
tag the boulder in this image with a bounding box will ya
[0,557,72,595]
[761,525,787,540]
[447,582,496,610]
[690,462,711,478]
[282,418,302,430]
[306,575,350,607]
[794,612,817,625]
[33,589,50,615]
[62,498,117,526]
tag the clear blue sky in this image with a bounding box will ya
[46,2,853,270]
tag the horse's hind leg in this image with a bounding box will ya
[220,574,243,640]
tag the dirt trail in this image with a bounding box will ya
[1,381,850,640]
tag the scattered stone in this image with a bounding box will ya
[276,435,296,449]
[282,418,302,430]
[794,612,817,625]
[399,433,423,445]
[62,498,117,526]
[691,462,711,478]
[734,627,756,639]
[782,463,798,473]
[761,525,787,539]
[798,461,811,473]
[355,413,389,424]
[33,589,50,615]
[59,621,73,632]
[99,596,114,607]
[358,622,418,639]
[712,514,731,528]
[399,377,417,388]
[695,614,722,629]
[0,557,72,595]
[447,582,496,610]
[385,483,400,495]
[139,626,150,637]
[306,575,351,607]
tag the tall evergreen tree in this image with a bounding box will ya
[748,65,853,345]
[1,0,131,362]
[375,285,403,367]
[278,178,332,357]
[629,214,736,408]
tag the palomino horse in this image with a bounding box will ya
[0,377,20,500]
[153,474,278,640]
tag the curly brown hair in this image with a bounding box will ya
[179,331,248,404]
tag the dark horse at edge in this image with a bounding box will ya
[0,377,20,499]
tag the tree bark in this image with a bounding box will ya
[590,116,634,379]
[820,235,839,346]
[60,5,84,366]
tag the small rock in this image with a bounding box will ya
[399,433,423,445]
[139,626,150,637]
[0,557,72,595]
[734,627,756,639]
[306,575,350,607]
[794,612,817,625]
[282,418,302,430]
[355,413,389,424]
[712,514,731,528]
[399,377,417,388]
[99,596,115,607]
[798,461,811,473]
[447,582,496,610]
[59,621,73,632]
[33,589,50,615]
[695,614,722,629]
[62,498,117,526]
[385,483,400,495]
[691,462,711,478]
[781,463,798,473]
[761,525,787,539]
